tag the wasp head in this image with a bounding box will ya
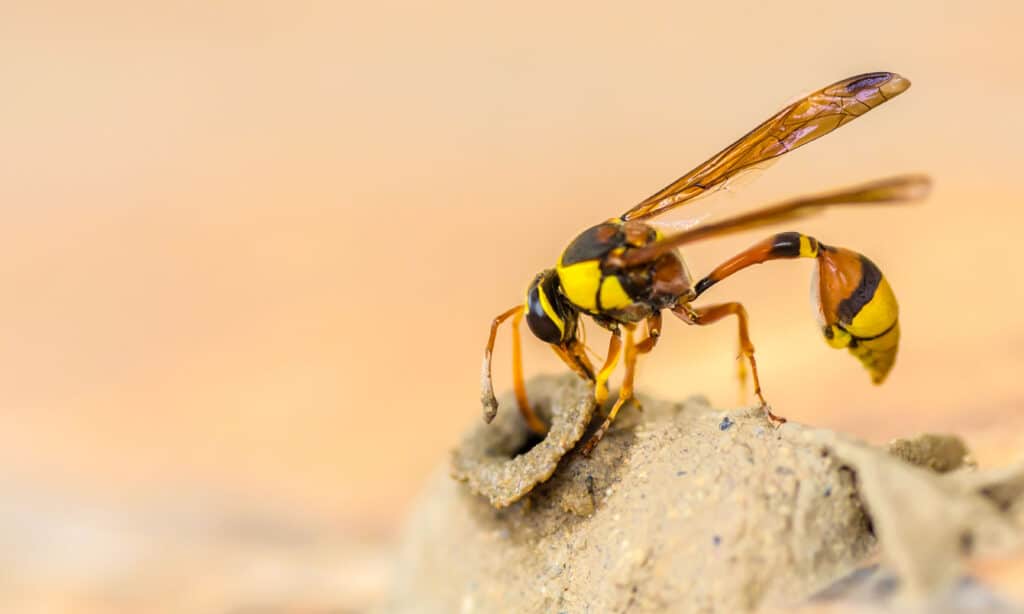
[524,269,578,345]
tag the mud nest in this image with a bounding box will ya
[387,375,1024,613]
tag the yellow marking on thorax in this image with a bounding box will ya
[556,260,601,312]
[599,275,632,311]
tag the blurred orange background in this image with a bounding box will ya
[1,1,1023,610]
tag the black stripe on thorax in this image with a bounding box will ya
[561,223,625,266]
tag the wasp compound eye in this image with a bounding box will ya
[525,270,571,344]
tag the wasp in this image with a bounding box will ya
[481,72,930,455]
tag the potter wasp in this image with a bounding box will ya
[481,72,930,454]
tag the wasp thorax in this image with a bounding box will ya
[525,269,576,344]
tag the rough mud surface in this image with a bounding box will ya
[386,375,1024,613]
[451,375,596,508]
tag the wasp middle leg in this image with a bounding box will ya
[592,327,622,408]
[581,313,662,456]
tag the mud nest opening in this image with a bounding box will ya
[451,374,597,508]
[511,428,547,458]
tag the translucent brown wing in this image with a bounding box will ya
[621,72,911,221]
[613,174,931,268]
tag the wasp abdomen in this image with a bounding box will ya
[816,247,900,383]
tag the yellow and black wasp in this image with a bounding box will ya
[481,72,931,454]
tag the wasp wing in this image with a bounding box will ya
[621,73,911,221]
[613,174,931,268]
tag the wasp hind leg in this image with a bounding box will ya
[693,231,902,387]
[480,305,547,435]
[671,302,787,426]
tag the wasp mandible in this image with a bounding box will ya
[480,72,930,455]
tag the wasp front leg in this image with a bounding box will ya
[480,305,547,435]
[551,337,596,385]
